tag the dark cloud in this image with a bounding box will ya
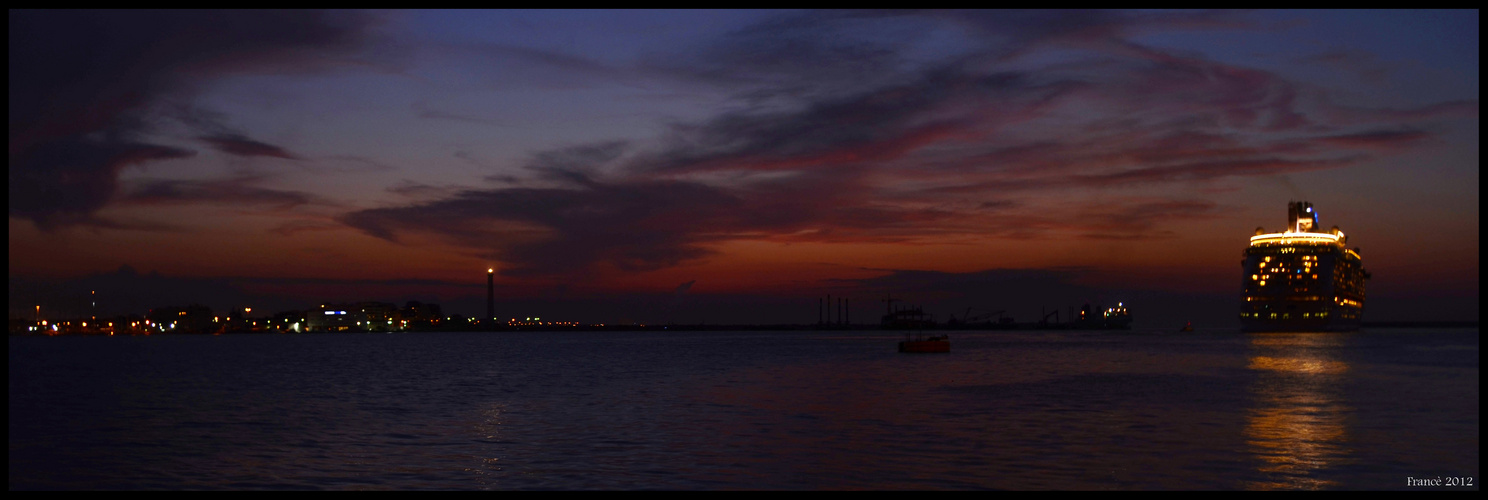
[198,133,301,159]
[9,10,371,228]
[345,145,967,278]
[169,104,302,160]
[1312,98,1478,126]
[1069,200,1221,240]
[412,101,510,128]
[444,40,644,91]
[978,200,1019,211]
[119,176,317,210]
[936,9,1250,59]
[346,156,1158,281]
[511,141,631,185]
[614,9,1453,196]
[631,68,1082,175]
[343,10,1471,281]
[1311,128,1430,150]
[1296,49,1393,82]
[477,43,626,80]
[386,180,460,200]
[1072,156,1363,187]
[268,219,345,237]
[313,155,401,174]
[8,137,197,228]
[341,179,752,278]
[644,10,917,102]
[62,215,191,233]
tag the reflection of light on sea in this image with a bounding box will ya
[1244,334,1351,490]
[474,403,508,475]
[1248,356,1348,375]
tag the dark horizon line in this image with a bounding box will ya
[9,318,1478,332]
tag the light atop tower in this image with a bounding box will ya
[488,268,494,274]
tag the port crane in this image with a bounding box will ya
[1040,308,1060,326]
[950,307,1005,325]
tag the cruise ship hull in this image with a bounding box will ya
[1240,316,1361,333]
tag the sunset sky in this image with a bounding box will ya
[9,10,1479,327]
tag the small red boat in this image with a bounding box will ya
[898,334,949,353]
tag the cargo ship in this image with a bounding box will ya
[1240,202,1369,332]
[1071,303,1132,330]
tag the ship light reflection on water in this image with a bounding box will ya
[1244,334,1352,490]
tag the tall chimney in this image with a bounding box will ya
[486,268,495,324]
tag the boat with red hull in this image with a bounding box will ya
[899,334,949,353]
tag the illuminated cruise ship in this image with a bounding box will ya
[1240,202,1369,332]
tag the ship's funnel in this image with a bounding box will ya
[1288,201,1318,233]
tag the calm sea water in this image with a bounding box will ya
[9,327,1479,490]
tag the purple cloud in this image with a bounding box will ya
[9,10,370,228]
[338,10,1475,279]
[198,134,301,160]
[120,176,318,210]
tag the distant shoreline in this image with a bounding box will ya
[1362,320,1479,328]
[12,320,1479,336]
